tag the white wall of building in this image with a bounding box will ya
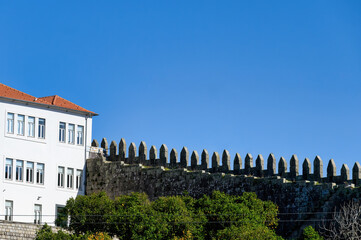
[0,99,94,225]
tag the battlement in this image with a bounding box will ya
[90,138,361,186]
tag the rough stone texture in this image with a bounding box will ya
[101,138,108,155]
[110,141,117,161]
[86,155,345,238]
[149,146,157,165]
[119,138,126,162]
[290,155,299,179]
[212,152,220,171]
[159,144,168,166]
[222,150,230,172]
[139,141,147,164]
[0,221,63,240]
[233,153,242,174]
[91,139,99,147]
[303,158,311,180]
[327,159,336,182]
[191,151,199,170]
[267,153,276,176]
[255,154,264,177]
[87,138,361,238]
[180,147,189,168]
[245,153,253,175]
[279,157,287,177]
[314,156,323,181]
[201,149,209,170]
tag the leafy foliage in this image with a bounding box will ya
[301,226,323,240]
[57,191,283,239]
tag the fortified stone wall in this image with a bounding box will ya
[86,138,361,238]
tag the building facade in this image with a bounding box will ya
[0,84,96,225]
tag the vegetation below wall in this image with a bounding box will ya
[54,191,284,240]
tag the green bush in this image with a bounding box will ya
[301,226,323,240]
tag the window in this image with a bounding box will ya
[5,159,13,180]
[38,118,45,138]
[55,206,67,227]
[5,201,13,221]
[34,204,42,224]
[76,170,82,190]
[15,160,23,181]
[68,124,75,144]
[59,122,66,142]
[58,167,64,188]
[67,168,74,189]
[7,113,14,134]
[26,162,34,183]
[28,117,35,137]
[77,126,84,145]
[17,114,25,135]
[36,163,44,184]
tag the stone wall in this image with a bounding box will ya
[86,138,361,238]
[0,221,63,240]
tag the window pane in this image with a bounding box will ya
[68,124,75,144]
[28,117,35,137]
[5,159,13,180]
[16,160,23,181]
[77,126,84,145]
[26,162,34,183]
[38,118,45,138]
[7,113,14,134]
[59,122,66,142]
[36,163,44,184]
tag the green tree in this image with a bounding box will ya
[301,226,323,240]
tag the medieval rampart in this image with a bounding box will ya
[86,138,361,238]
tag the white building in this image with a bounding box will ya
[0,83,97,225]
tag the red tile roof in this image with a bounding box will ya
[0,83,96,115]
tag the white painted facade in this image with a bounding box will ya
[0,97,94,225]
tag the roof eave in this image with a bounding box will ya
[0,96,98,117]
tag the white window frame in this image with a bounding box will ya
[28,116,35,137]
[59,122,66,143]
[7,113,14,134]
[34,204,42,224]
[38,118,45,139]
[5,158,13,180]
[5,200,13,221]
[36,163,44,185]
[26,162,34,183]
[68,124,75,144]
[77,125,84,145]
[67,168,74,189]
[76,169,82,190]
[58,167,64,188]
[17,114,25,136]
[15,160,23,182]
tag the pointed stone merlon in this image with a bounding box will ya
[302,158,311,180]
[101,138,108,155]
[278,157,287,177]
[170,149,178,167]
[201,149,209,170]
[138,141,147,164]
[160,144,168,166]
[245,153,253,175]
[255,154,264,177]
[290,155,299,179]
[313,156,323,181]
[353,162,361,185]
[267,154,276,176]
[212,152,220,171]
[191,151,199,170]
[110,140,117,161]
[119,138,126,161]
[180,147,189,168]
[222,150,230,171]
[233,153,242,173]
[341,164,349,182]
[91,139,99,147]
[150,145,157,165]
[327,159,336,182]
[129,142,137,164]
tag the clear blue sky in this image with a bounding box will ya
[1,1,360,175]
